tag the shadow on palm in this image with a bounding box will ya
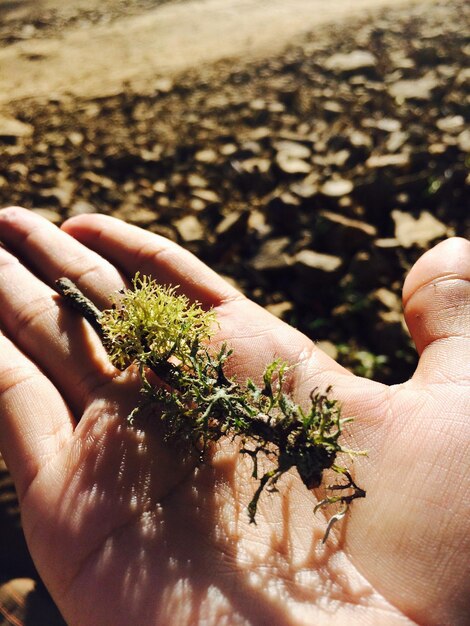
[28,296,376,625]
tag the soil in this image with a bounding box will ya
[1,0,434,105]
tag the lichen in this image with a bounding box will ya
[57,274,366,541]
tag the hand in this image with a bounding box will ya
[0,206,468,626]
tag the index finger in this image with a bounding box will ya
[62,213,243,309]
[0,207,127,309]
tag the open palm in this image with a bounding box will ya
[0,207,468,626]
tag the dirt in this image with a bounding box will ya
[0,0,436,106]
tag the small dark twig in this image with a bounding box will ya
[55,278,104,337]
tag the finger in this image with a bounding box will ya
[0,330,73,501]
[0,206,127,308]
[61,213,242,308]
[0,246,115,416]
[403,237,470,383]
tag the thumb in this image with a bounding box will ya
[403,237,470,383]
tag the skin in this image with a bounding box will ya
[0,205,468,626]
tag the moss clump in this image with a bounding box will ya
[100,274,216,370]
[57,274,365,541]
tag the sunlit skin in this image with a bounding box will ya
[0,206,468,626]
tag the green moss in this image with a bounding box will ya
[57,274,366,541]
[100,273,216,370]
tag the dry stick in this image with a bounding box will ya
[56,278,104,338]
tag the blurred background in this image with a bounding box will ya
[0,0,469,622]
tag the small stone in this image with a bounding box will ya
[392,210,450,248]
[220,143,238,156]
[371,288,402,312]
[174,215,205,242]
[374,237,400,248]
[69,200,96,217]
[386,131,409,153]
[21,24,37,39]
[389,74,440,102]
[325,50,377,76]
[349,130,373,150]
[189,198,206,212]
[192,188,220,204]
[153,181,167,193]
[363,118,402,133]
[320,178,354,197]
[290,175,319,199]
[316,340,338,360]
[157,196,171,209]
[215,211,248,239]
[187,174,208,188]
[455,68,470,89]
[293,249,343,278]
[390,52,415,71]
[234,158,271,175]
[428,143,447,155]
[248,210,270,237]
[126,208,158,227]
[367,285,407,347]
[38,185,74,207]
[323,101,343,117]
[265,301,294,319]
[67,132,84,147]
[366,153,410,169]
[30,208,62,224]
[375,118,402,133]
[240,141,262,156]
[154,78,173,93]
[250,127,271,141]
[276,152,311,175]
[457,130,470,153]
[140,146,164,162]
[195,149,218,164]
[82,171,115,189]
[0,116,33,140]
[250,99,267,111]
[250,237,291,273]
[436,116,465,134]
[265,100,283,113]
[274,140,311,160]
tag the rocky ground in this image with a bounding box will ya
[2,0,468,385]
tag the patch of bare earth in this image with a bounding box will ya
[1,0,436,105]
